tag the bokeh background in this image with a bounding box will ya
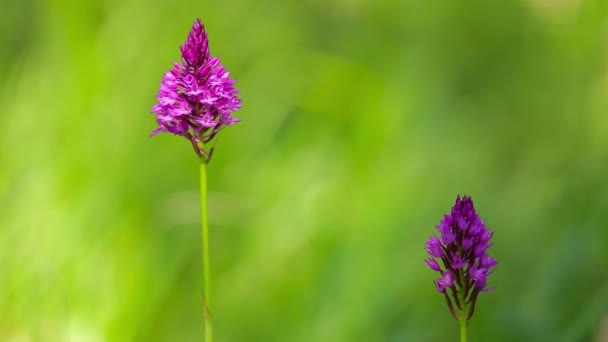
[2,0,608,341]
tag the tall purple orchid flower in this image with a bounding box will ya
[425,195,497,342]
[150,18,241,159]
[149,19,241,342]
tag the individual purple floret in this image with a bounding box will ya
[425,195,497,320]
[150,19,241,158]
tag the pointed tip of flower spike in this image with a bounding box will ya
[181,18,211,70]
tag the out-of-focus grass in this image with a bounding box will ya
[1,0,608,341]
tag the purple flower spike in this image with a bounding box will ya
[424,195,496,321]
[150,19,241,159]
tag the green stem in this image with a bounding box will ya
[199,153,213,342]
[458,268,468,342]
[459,314,468,342]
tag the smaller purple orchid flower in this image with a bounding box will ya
[425,195,497,322]
[150,19,241,160]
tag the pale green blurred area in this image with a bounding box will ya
[1,0,608,341]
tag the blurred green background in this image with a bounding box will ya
[2,0,608,341]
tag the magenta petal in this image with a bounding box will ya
[150,127,165,137]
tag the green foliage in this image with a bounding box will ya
[1,0,607,340]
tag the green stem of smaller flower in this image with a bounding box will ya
[459,314,468,342]
[458,268,468,342]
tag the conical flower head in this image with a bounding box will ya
[425,195,497,320]
[150,19,241,158]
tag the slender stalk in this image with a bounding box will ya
[458,269,468,342]
[199,149,213,342]
[459,315,468,342]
